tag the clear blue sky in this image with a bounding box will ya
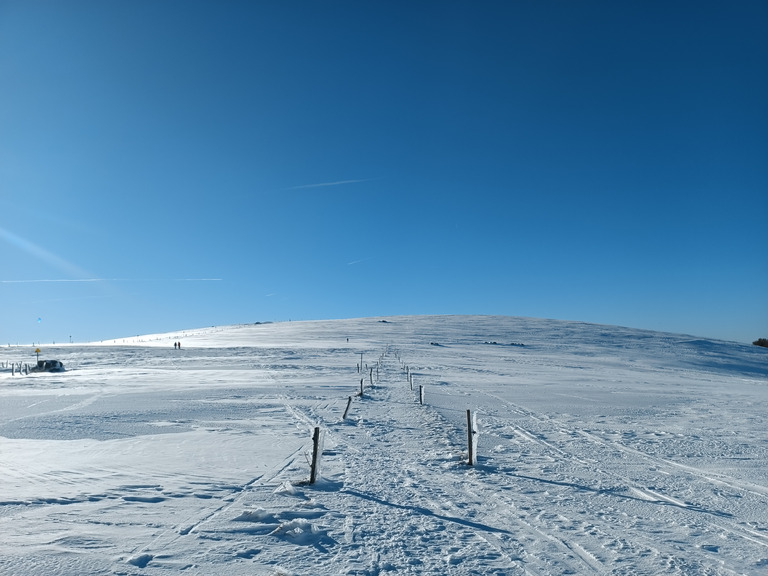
[1,1,766,345]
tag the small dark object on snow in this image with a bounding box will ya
[30,359,65,373]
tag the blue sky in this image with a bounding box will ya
[1,1,766,345]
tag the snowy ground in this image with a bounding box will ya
[1,315,766,575]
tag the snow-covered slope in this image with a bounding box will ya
[1,316,766,575]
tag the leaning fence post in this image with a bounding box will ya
[343,396,353,420]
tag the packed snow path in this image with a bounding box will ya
[1,316,766,575]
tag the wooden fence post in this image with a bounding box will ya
[360,378,364,397]
[419,385,424,405]
[467,409,478,466]
[310,427,323,484]
[343,396,353,420]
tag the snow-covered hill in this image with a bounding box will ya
[1,316,766,575]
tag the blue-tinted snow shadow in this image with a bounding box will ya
[342,488,513,535]
[475,458,733,519]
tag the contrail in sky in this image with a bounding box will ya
[288,179,374,190]
[0,228,222,283]
[0,278,223,284]
[347,257,373,266]
[0,279,102,284]
[0,226,91,278]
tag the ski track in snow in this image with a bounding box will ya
[0,315,766,575]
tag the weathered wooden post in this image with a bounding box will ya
[419,385,424,405]
[369,367,374,387]
[467,410,479,466]
[360,378,364,397]
[310,427,323,484]
[343,396,353,419]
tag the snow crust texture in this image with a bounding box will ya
[1,315,766,575]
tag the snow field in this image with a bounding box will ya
[0,315,766,575]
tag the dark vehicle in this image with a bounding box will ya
[30,359,65,373]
